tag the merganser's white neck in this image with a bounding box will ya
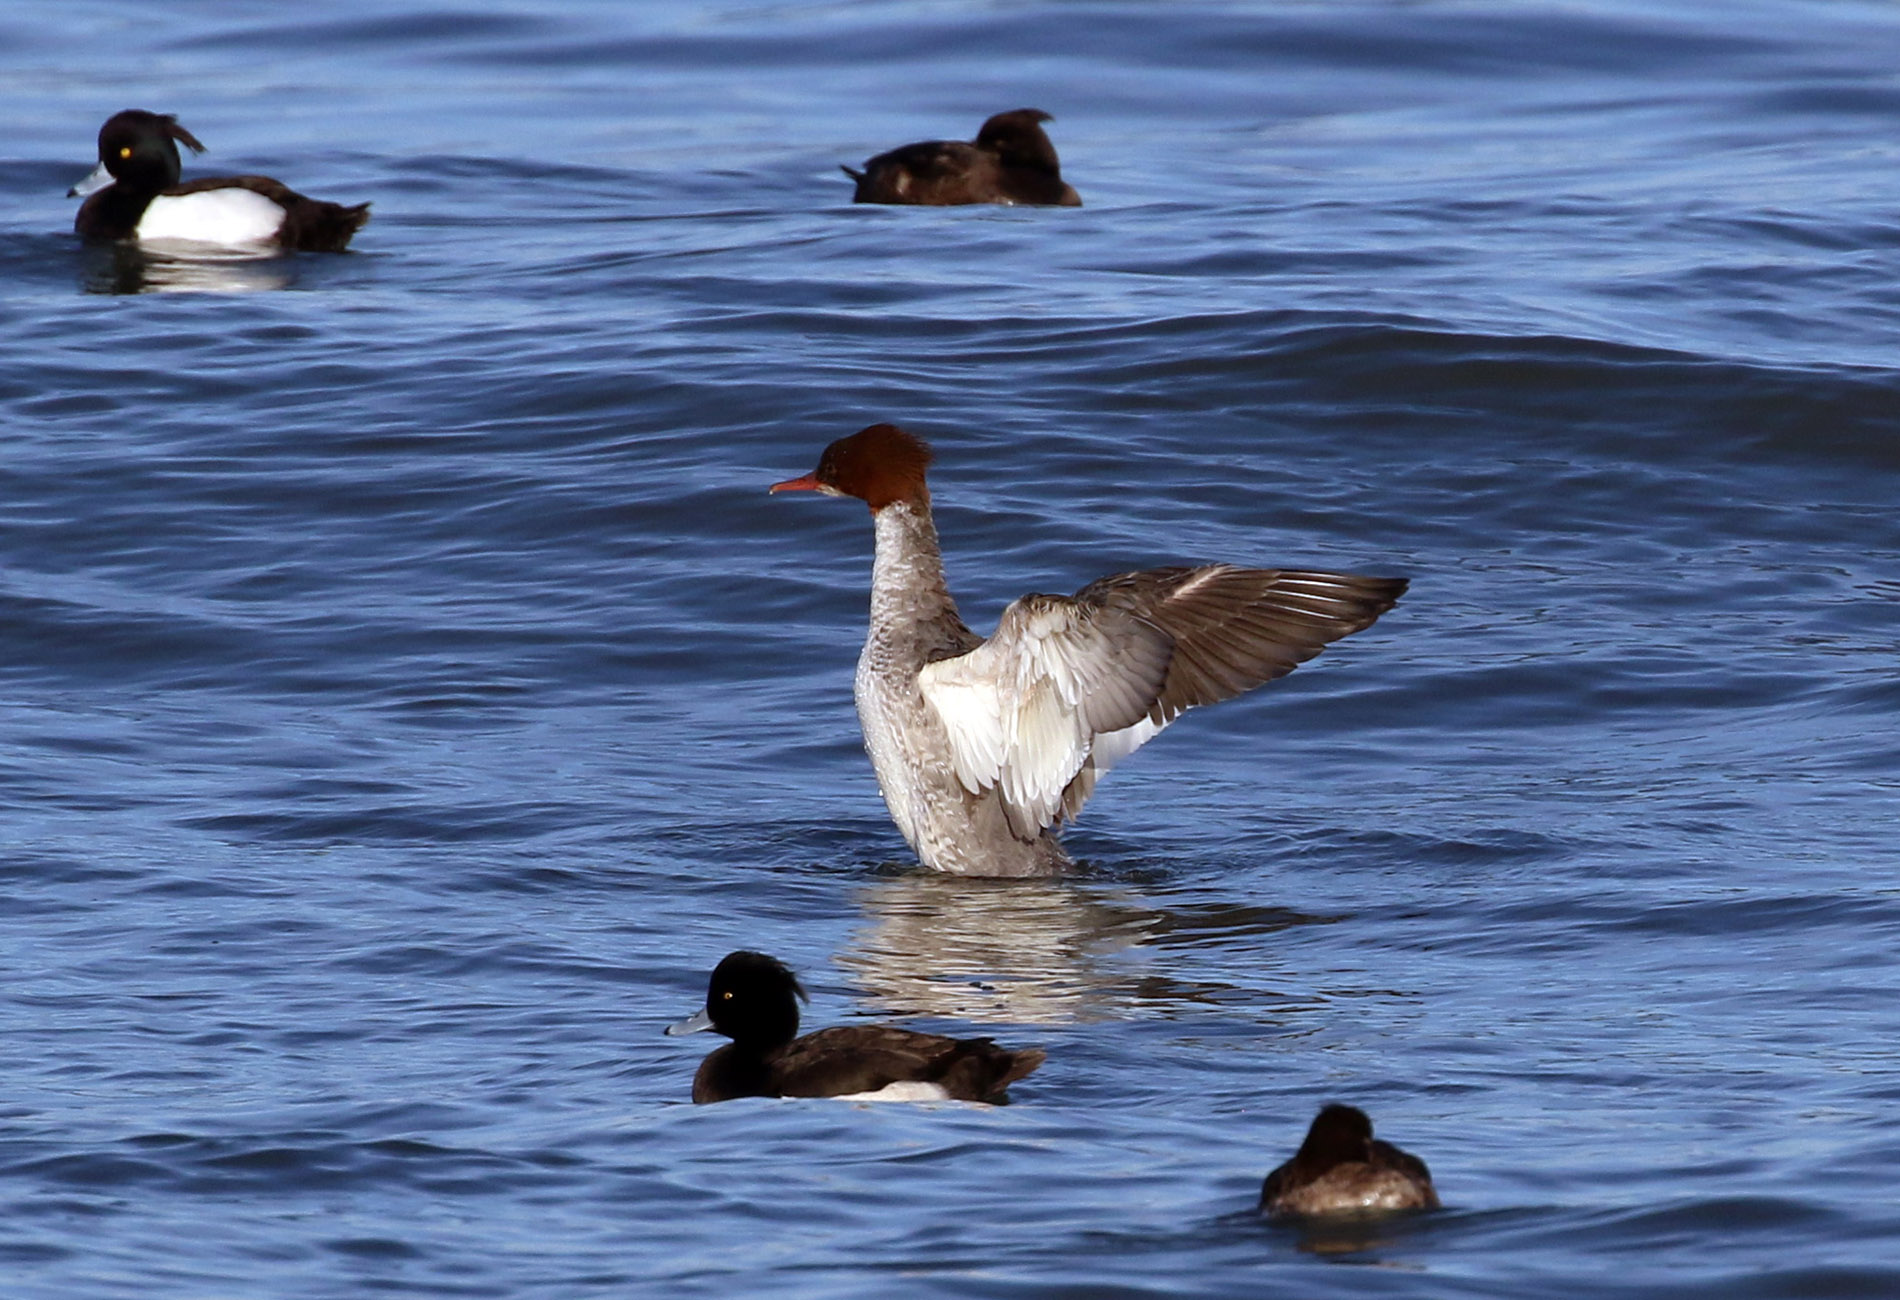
[868,496,959,633]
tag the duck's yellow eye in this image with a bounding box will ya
[720,990,733,1000]
[118,146,132,159]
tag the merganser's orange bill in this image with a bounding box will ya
[769,473,823,493]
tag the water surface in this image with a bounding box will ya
[2,1,1898,1296]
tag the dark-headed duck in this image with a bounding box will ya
[843,109,1081,207]
[666,950,1045,1104]
[1259,1104,1439,1217]
[770,423,1408,876]
[70,110,370,252]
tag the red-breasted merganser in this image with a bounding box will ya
[771,423,1407,877]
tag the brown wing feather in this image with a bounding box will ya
[771,1026,1043,1102]
[1072,566,1407,726]
[850,141,1002,204]
[1050,566,1405,823]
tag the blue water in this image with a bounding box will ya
[3,0,1899,1295]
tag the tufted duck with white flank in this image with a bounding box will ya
[666,951,1045,1104]
[70,110,370,252]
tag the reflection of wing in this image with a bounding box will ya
[919,565,1407,837]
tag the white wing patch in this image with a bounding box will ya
[1089,714,1163,777]
[918,596,1172,837]
[913,564,1403,839]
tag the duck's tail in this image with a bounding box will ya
[942,1040,1045,1103]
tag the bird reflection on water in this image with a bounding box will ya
[841,869,1336,1025]
[1248,1210,1440,1261]
[80,242,295,295]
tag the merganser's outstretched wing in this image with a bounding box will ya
[918,565,1407,839]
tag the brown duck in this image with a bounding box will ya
[843,109,1081,206]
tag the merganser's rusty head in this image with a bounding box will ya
[770,423,933,511]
